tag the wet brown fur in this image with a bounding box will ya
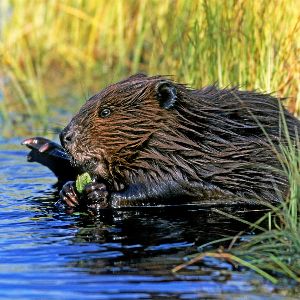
[64,74,300,205]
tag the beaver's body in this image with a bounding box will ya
[25,74,300,209]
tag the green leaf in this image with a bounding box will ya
[75,172,92,194]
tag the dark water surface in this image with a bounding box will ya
[0,138,297,299]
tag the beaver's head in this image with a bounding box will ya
[60,74,187,184]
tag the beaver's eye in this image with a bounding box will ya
[99,108,111,118]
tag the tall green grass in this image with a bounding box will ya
[0,0,299,134]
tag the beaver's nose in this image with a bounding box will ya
[59,128,74,148]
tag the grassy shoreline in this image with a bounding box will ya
[1,0,299,129]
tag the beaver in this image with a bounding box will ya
[23,74,300,210]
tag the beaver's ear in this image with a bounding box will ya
[155,81,177,109]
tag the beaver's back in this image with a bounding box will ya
[173,85,299,202]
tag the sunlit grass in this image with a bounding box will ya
[0,0,299,133]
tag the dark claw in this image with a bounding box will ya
[60,181,79,207]
[22,136,77,183]
[87,190,109,202]
[22,137,69,159]
[84,182,107,194]
[83,182,110,209]
[22,137,49,149]
[22,137,56,150]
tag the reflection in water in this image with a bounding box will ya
[69,207,263,275]
[0,140,296,299]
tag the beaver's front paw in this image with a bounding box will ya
[83,182,110,209]
[59,181,79,207]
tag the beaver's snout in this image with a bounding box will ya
[60,127,75,149]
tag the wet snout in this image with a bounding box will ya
[59,125,75,149]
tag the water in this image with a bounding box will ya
[0,138,297,299]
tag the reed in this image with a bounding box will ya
[0,0,299,133]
